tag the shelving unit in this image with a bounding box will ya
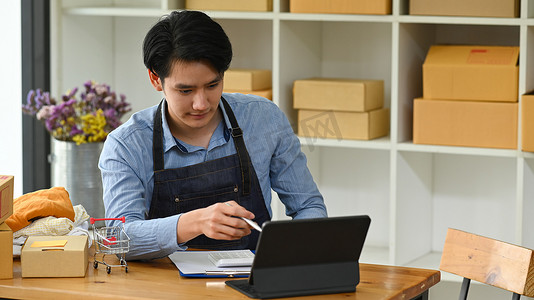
[51,0,534,282]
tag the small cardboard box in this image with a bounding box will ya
[413,98,518,149]
[522,93,534,152]
[410,0,519,18]
[290,0,391,15]
[423,45,519,102]
[186,0,272,12]
[224,89,272,100]
[21,235,88,278]
[224,69,272,91]
[293,78,384,112]
[0,175,14,224]
[298,108,389,140]
[0,222,13,279]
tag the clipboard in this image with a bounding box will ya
[169,251,251,278]
[178,269,250,278]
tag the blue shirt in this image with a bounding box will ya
[99,93,327,260]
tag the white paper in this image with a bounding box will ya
[168,251,251,275]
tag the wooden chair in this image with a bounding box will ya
[440,228,534,300]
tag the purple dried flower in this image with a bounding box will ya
[70,125,83,136]
[36,105,55,121]
[22,89,56,115]
[95,84,109,96]
[22,80,131,143]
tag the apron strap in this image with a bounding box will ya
[153,100,165,171]
[221,96,251,195]
[152,97,251,195]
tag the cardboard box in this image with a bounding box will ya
[293,78,384,112]
[298,108,389,140]
[21,235,88,277]
[0,175,14,224]
[224,69,272,91]
[0,222,13,279]
[410,0,519,18]
[186,0,272,12]
[413,98,518,149]
[423,45,519,102]
[224,89,272,100]
[290,0,391,15]
[522,93,534,152]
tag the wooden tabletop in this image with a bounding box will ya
[0,254,440,300]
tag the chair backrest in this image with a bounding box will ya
[440,228,534,299]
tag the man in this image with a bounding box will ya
[99,10,327,260]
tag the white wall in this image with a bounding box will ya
[0,1,22,197]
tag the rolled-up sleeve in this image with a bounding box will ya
[267,106,328,219]
[99,131,184,260]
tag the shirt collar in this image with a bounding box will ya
[160,98,232,153]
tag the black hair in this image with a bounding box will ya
[143,10,233,82]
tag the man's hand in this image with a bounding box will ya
[176,201,255,244]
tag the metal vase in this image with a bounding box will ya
[49,138,105,218]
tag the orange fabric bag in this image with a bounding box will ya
[5,187,75,232]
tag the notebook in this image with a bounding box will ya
[225,215,371,299]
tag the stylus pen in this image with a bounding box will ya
[225,202,262,232]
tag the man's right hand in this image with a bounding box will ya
[176,201,256,244]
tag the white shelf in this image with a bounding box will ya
[397,142,520,158]
[64,7,276,20]
[194,11,275,21]
[299,136,391,150]
[52,0,534,279]
[63,7,169,17]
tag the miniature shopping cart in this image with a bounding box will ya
[90,217,130,274]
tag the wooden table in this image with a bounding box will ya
[0,255,440,300]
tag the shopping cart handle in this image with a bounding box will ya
[90,216,126,224]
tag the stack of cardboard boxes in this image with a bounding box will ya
[294,78,389,141]
[0,177,89,278]
[413,45,520,149]
[223,69,272,100]
[0,175,14,279]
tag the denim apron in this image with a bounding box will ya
[147,97,271,250]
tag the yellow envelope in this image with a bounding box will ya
[30,240,68,248]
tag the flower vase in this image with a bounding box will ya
[49,138,104,218]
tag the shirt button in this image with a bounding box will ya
[175,197,179,203]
